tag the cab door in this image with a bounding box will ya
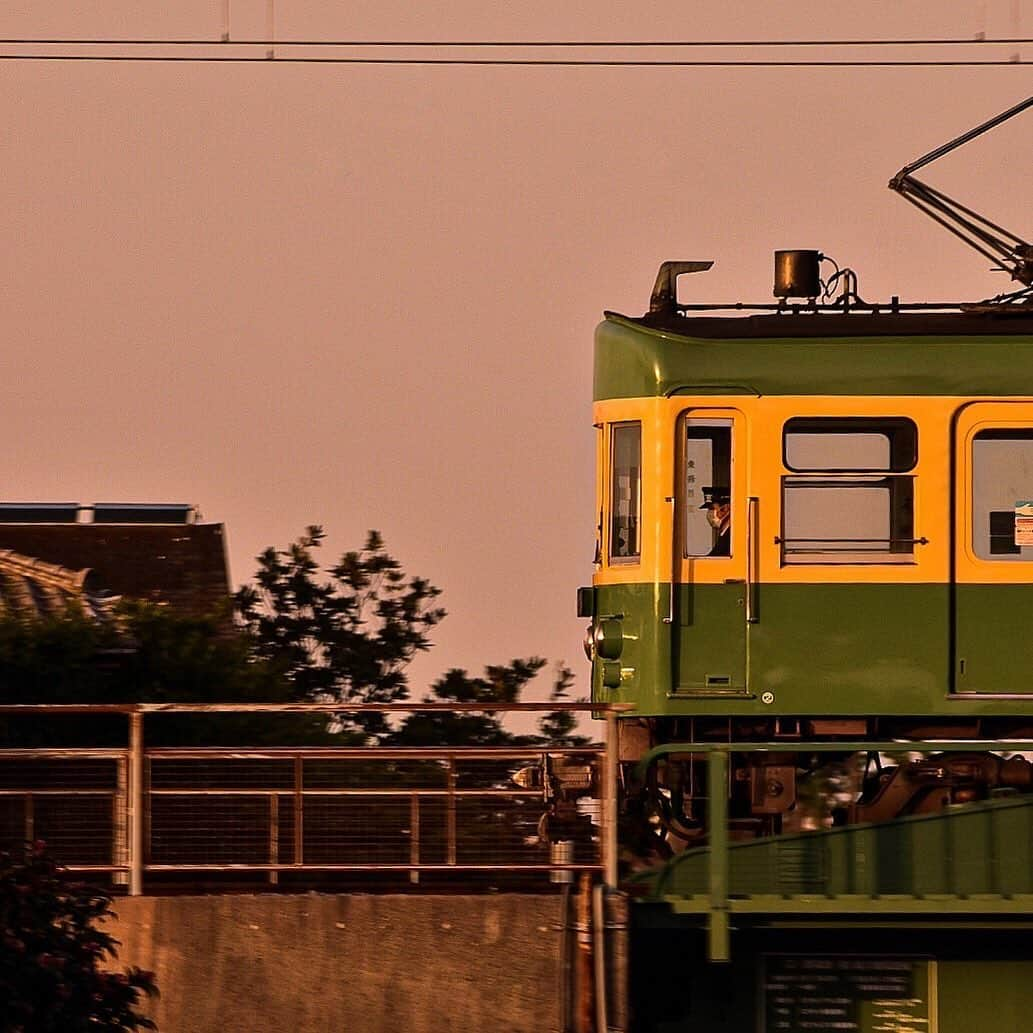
[671,409,750,694]
[954,401,1033,694]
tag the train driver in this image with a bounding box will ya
[699,487,731,557]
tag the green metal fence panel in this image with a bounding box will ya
[652,795,1033,907]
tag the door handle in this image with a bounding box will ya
[746,497,759,624]
[664,496,675,624]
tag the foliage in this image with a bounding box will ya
[392,659,588,746]
[116,601,334,745]
[0,610,114,705]
[235,527,445,736]
[0,603,334,746]
[0,845,156,1032]
[537,662,589,747]
[0,527,586,747]
[116,600,274,702]
[0,602,280,706]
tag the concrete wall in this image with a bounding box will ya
[108,894,566,1033]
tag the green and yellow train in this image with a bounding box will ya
[580,256,1033,840]
[595,102,1033,1028]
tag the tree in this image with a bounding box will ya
[0,604,325,747]
[0,601,290,709]
[0,609,116,707]
[235,527,445,736]
[0,844,156,1032]
[391,657,548,746]
[0,527,584,748]
[392,659,588,747]
[537,662,589,747]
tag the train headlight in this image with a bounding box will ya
[583,625,596,662]
[594,619,624,660]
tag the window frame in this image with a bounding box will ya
[679,416,734,560]
[780,416,919,567]
[783,416,918,474]
[955,404,1033,584]
[607,421,642,565]
[970,427,1033,564]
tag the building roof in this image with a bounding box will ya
[0,523,230,618]
[0,549,119,622]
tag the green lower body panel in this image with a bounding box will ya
[672,582,747,692]
[955,583,1033,694]
[591,581,1033,717]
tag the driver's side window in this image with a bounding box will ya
[684,420,733,558]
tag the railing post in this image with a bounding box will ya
[410,793,420,885]
[446,756,457,866]
[112,756,128,887]
[604,710,619,889]
[707,749,729,962]
[128,711,144,896]
[592,882,610,1033]
[268,794,280,886]
[293,756,304,867]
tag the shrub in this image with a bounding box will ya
[0,844,156,1032]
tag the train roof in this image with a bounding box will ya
[595,309,1033,401]
[635,308,1033,339]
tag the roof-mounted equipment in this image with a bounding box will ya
[773,250,822,300]
[649,261,714,314]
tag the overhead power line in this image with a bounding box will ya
[0,34,1030,66]
[0,36,1032,48]
[0,55,1030,67]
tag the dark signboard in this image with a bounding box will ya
[762,955,932,1033]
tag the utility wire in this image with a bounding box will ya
[0,55,1030,66]
[1,34,1030,65]
[1,36,1032,47]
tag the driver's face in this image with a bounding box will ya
[705,503,730,530]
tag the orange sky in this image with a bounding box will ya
[0,2,1029,697]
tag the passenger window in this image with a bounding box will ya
[972,430,1033,562]
[683,420,732,558]
[609,423,641,562]
[781,418,917,564]
[785,417,916,472]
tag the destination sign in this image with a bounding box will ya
[762,955,932,1033]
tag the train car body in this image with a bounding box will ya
[582,263,1033,831]
[589,305,1033,718]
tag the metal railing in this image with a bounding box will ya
[0,703,622,893]
[636,739,1033,961]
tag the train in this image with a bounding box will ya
[565,97,1033,1033]
[577,247,1033,849]
[573,98,1033,859]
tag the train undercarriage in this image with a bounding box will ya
[618,717,1033,861]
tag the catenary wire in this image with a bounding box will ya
[0,36,1032,47]
[0,55,1030,66]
